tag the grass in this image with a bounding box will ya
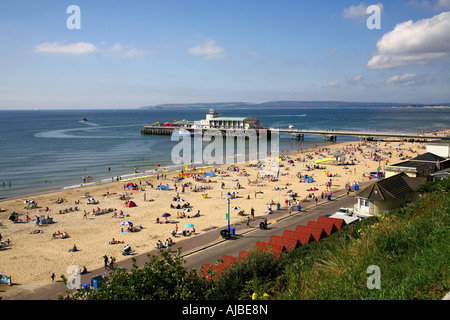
[214,178,449,300]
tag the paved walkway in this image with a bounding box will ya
[1,182,368,300]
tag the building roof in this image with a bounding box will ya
[355,172,422,201]
[209,117,248,121]
[411,152,446,162]
[282,230,315,244]
[328,213,359,224]
[255,240,286,257]
[385,152,448,173]
[295,225,327,241]
[427,139,450,146]
[386,160,439,173]
[173,120,193,125]
[317,216,346,229]
[307,220,338,235]
[430,167,450,178]
[269,235,301,250]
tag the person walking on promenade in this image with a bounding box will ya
[103,255,109,270]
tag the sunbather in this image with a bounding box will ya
[109,238,123,244]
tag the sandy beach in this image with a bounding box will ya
[0,138,428,293]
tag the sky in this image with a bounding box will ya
[0,0,450,109]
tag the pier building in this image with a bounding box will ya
[197,108,262,130]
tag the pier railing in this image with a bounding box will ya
[141,124,444,141]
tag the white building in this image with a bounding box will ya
[199,108,262,130]
[426,139,450,159]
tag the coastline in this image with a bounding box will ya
[0,137,431,298]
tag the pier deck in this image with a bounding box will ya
[141,125,443,141]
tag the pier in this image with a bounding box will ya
[273,127,444,142]
[141,109,446,141]
[140,125,177,135]
[141,125,443,142]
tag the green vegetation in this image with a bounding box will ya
[66,178,449,300]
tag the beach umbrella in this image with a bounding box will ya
[162,213,171,218]
[185,224,194,228]
[232,206,240,210]
[121,221,132,226]
[184,208,192,213]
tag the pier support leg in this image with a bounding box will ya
[291,134,304,140]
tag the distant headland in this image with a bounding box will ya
[139,101,450,110]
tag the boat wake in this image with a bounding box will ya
[34,124,143,139]
[78,120,100,126]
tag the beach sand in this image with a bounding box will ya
[0,138,428,293]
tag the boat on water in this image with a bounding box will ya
[82,117,87,121]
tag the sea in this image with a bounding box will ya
[0,106,449,200]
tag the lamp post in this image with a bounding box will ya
[226,192,231,232]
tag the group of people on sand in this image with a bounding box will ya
[176,210,200,219]
[52,231,69,239]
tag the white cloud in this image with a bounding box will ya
[343,2,384,21]
[188,39,226,59]
[34,41,155,57]
[348,75,364,84]
[328,81,340,88]
[329,45,339,55]
[367,11,450,69]
[386,73,435,86]
[408,0,450,10]
[103,43,156,57]
[34,42,97,54]
[435,0,450,9]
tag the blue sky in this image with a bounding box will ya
[1,0,449,109]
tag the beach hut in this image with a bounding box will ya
[317,216,346,230]
[307,220,338,236]
[255,241,286,257]
[269,235,301,250]
[282,230,315,245]
[295,225,327,241]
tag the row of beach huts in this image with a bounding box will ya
[199,215,346,280]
